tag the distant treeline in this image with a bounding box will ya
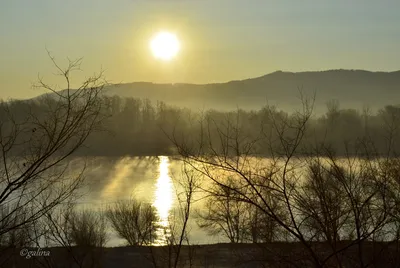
[2,96,400,157]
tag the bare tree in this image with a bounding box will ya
[169,90,400,267]
[297,161,350,240]
[148,162,199,268]
[0,52,107,249]
[196,178,252,243]
[171,93,364,267]
[38,204,108,268]
[170,163,199,268]
[0,204,35,247]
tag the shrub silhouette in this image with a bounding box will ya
[106,199,158,246]
[65,209,108,247]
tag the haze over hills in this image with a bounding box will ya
[37,69,400,114]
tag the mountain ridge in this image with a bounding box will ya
[115,69,400,86]
[33,69,400,114]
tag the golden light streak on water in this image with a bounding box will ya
[153,156,174,245]
[101,157,135,200]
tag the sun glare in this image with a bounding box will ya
[150,31,180,61]
[153,156,174,244]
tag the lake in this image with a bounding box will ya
[74,155,226,247]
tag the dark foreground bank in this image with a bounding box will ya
[2,241,399,268]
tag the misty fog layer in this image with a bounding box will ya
[6,94,399,157]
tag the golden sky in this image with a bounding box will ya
[0,0,399,99]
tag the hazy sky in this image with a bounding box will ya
[1,0,399,99]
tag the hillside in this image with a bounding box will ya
[35,69,400,114]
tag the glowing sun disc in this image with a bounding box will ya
[150,32,180,61]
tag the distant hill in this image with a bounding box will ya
[36,69,400,114]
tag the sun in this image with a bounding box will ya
[150,31,180,61]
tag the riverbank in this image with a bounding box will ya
[3,241,399,268]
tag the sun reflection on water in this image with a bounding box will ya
[153,156,174,244]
